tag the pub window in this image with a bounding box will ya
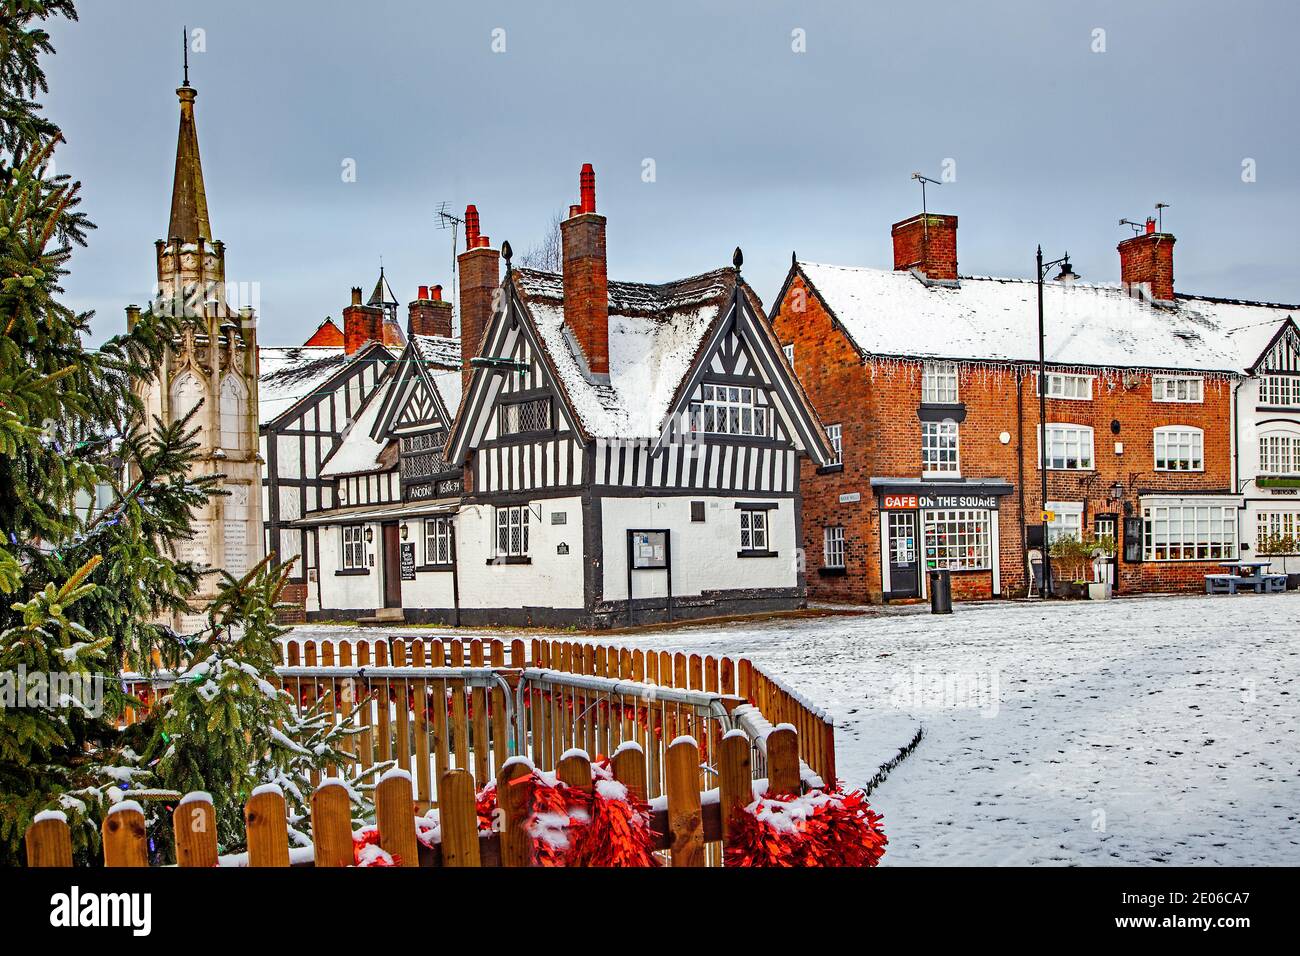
[1259,432,1299,475]
[823,526,846,568]
[424,516,454,565]
[499,398,552,436]
[1152,375,1203,403]
[1045,502,1084,545]
[1153,426,1204,471]
[922,509,991,571]
[690,501,706,522]
[400,429,451,480]
[688,384,769,437]
[495,505,530,558]
[1259,374,1299,408]
[341,524,366,570]
[1257,511,1300,552]
[1143,504,1235,561]
[921,362,959,404]
[921,420,960,476]
[826,423,843,466]
[1039,424,1094,470]
[739,508,769,553]
[1039,372,1093,400]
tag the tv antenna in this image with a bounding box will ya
[1118,218,1145,236]
[1154,202,1169,232]
[436,202,465,326]
[911,172,941,217]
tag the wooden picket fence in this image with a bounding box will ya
[25,727,803,868]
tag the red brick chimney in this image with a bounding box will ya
[408,284,453,338]
[342,285,384,355]
[560,163,609,375]
[458,205,501,391]
[892,213,959,282]
[1118,218,1176,304]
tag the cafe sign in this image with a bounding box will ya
[882,492,1000,510]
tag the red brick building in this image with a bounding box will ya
[771,213,1244,603]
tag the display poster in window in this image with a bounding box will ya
[399,543,417,580]
[631,530,668,569]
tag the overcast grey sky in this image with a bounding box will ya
[45,0,1299,346]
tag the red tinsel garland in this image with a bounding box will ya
[352,827,400,867]
[722,787,888,868]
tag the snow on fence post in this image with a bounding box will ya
[310,780,355,868]
[497,758,534,867]
[439,769,481,867]
[245,786,290,867]
[612,742,648,804]
[375,769,420,868]
[666,736,704,867]
[767,726,801,796]
[557,749,592,793]
[737,658,753,702]
[173,793,218,867]
[102,802,149,867]
[24,813,72,867]
[718,732,752,846]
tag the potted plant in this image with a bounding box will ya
[1048,534,1093,598]
[1087,533,1117,600]
[1256,531,1299,590]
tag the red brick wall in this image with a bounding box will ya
[891,214,959,281]
[1118,232,1176,303]
[561,212,610,373]
[277,582,308,625]
[772,269,1235,604]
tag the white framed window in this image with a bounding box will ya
[921,420,960,476]
[1152,375,1203,403]
[1257,511,1300,552]
[341,525,366,570]
[1153,426,1204,471]
[495,505,530,558]
[739,508,769,553]
[921,362,959,404]
[1259,433,1299,475]
[826,423,843,466]
[823,526,845,568]
[1259,374,1300,408]
[922,509,991,571]
[688,384,769,437]
[425,516,454,565]
[1039,424,1094,470]
[1039,372,1093,400]
[1142,503,1236,561]
[1046,502,1084,545]
[782,343,794,369]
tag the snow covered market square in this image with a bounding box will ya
[297,591,1300,868]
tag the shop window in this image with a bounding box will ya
[923,509,991,571]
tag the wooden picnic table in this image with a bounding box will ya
[1218,560,1271,577]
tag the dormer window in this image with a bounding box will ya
[499,398,552,436]
[688,384,769,437]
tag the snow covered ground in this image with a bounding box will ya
[297,592,1299,866]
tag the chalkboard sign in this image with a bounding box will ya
[399,542,417,580]
[1123,517,1144,564]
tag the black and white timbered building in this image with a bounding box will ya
[439,166,833,627]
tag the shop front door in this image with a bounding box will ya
[887,511,919,598]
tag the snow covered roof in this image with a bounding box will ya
[258,346,346,425]
[797,262,1270,374]
[512,267,736,438]
[319,372,395,478]
[411,333,463,413]
[1174,294,1299,372]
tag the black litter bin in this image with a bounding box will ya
[928,568,953,614]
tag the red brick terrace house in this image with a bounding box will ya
[771,213,1244,603]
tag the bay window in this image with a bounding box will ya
[1142,503,1236,561]
[1257,511,1300,552]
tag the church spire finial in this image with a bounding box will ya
[182,26,190,87]
[168,30,211,243]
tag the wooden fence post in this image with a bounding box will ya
[439,769,481,867]
[173,792,218,868]
[557,749,592,793]
[497,758,534,868]
[245,786,290,867]
[24,813,72,867]
[411,641,433,811]
[766,725,801,796]
[102,801,149,867]
[718,732,752,846]
[665,737,704,867]
[375,769,420,868]
[612,742,648,805]
[310,780,355,868]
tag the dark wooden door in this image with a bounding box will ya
[382,522,402,608]
[887,511,919,598]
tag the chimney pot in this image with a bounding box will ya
[580,163,596,213]
[1145,217,1156,235]
[418,284,429,300]
[431,284,442,301]
[465,204,481,249]
[569,204,582,219]
[350,286,363,306]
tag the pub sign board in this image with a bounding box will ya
[399,543,417,580]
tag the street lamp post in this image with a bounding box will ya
[1035,246,1076,598]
